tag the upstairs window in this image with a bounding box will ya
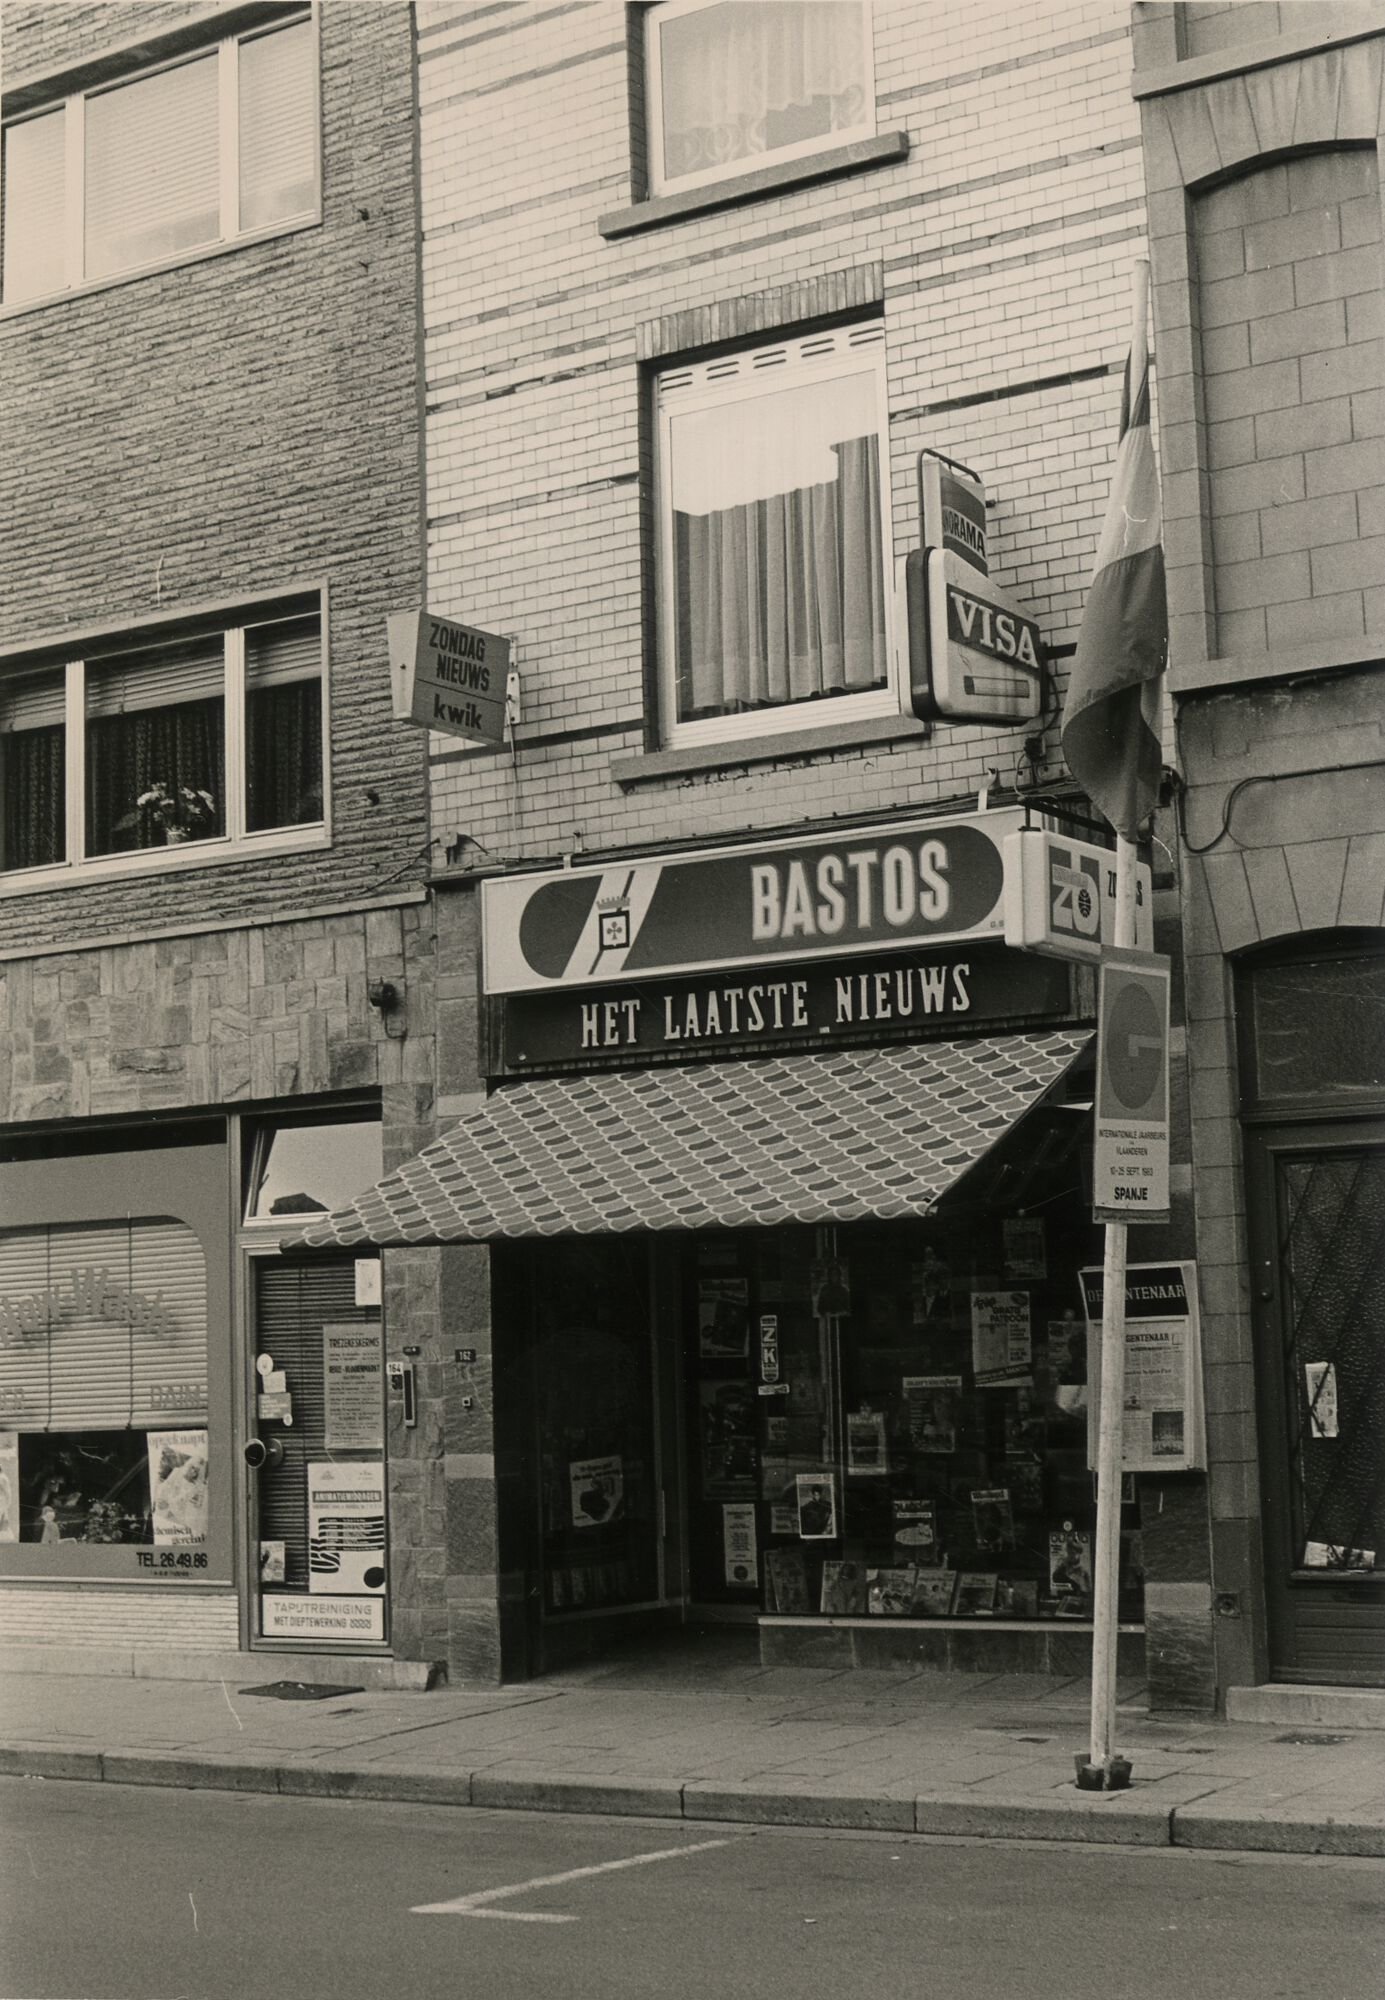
[655,324,894,748]
[1,12,317,308]
[645,0,873,197]
[0,602,324,883]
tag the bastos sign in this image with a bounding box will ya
[481,809,1026,996]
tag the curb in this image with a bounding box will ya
[3,1746,1381,1858]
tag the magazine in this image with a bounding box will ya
[970,1486,1015,1553]
[903,1374,962,1454]
[845,1407,888,1476]
[764,1545,810,1614]
[1049,1525,1094,1597]
[867,1565,917,1616]
[698,1276,749,1359]
[952,1571,999,1616]
[891,1497,940,1562]
[796,1473,838,1540]
[910,1566,957,1616]
[995,1577,1040,1618]
[819,1559,868,1615]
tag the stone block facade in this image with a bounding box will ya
[1135,2,1385,1699]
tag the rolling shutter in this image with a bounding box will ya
[84,52,220,281]
[239,20,317,232]
[246,615,320,691]
[85,636,224,717]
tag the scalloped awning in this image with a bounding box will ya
[282,1032,1091,1249]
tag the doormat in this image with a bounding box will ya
[238,1681,365,1701]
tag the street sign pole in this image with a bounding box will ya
[1088,833,1136,1783]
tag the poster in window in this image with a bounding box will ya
[146,1429,209,1547]
[970,1487,1014,1553]
[259,1540,286,1585]
[699,1379,757,1495]
[1002,1216,1047,1280]
[971,1290,1032,1387]
[0,1432,17,1544]
[903,1374,961,1453]
[698,1277,750,1359]
[796,1472,838,1540]
[722,1502,758,1587]
[952,1571,999,1616]
[322,1322,384,1451]
[909,1247,951,1324]
[910,1566,957,1616]
[764,1544,810,1613]
[809,1259,852,1319]
[569,1454,624,1529]
[307,1461,386,1594]
[819,1559,868,1614]
[845,1407,887,1476]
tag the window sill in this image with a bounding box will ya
[0,208,321,324]
[597,131,909,239]
[0,825,330,899]
[611,709,930,788]
[1167,631,1385,699]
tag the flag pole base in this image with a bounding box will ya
[1074,1754,1133,1792]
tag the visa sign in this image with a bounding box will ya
[908,547,1044,727]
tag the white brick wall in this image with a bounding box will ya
[415,0,1145,863]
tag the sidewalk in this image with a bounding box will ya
[2,1633,1383,1859]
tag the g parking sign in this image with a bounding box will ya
[1094,949,1171,1224]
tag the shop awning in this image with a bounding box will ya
[282,1032,1091,1250]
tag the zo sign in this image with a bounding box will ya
[1094,949,1171,1225]
[1003,828,1154,962]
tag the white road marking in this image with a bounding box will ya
[412,1836,733,1922]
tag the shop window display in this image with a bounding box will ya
[0,1217,209,1555]
[684,1208,1144,1625]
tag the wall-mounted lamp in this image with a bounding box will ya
[367,980,399,1014]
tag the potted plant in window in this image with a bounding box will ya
[133,783,217,845]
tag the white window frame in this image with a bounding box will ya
[0,6,320,312]
[654,323,898,751]
[644,0,876,199]
[0,598,329,895]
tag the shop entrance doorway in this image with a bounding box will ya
[247,1255,388,1650]
[1237,937,1385,1686]
[1245,1122,1385,1683]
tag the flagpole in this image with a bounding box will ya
[1088,835,1136,1777]
[1087,257,1150,1782]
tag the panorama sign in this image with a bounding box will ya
[481,809,1025,995]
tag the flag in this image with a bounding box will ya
[1061,294,1167,840]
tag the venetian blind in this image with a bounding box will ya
[0,1219,207,1433]
[84,52,220,282]
[85,636,224,718]
[246,615,321,691]
[1,107,65,305]
[0,666,65,734]
[239,20,317,233]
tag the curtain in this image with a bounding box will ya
[85,698,224,853]
[659,2,865,181]
[1,725,65,869]
[246,680,322,832]
[673,433,885,720]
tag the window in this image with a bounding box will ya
[655,324,894,748]
[243,1112,384,1224]
[645,0,873,197]
[1,13,317,308]
[0,601,325,883]
[0,1217,210,1551]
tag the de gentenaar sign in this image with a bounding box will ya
[481,809,1024,995]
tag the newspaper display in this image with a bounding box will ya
[1079,1262,1205,1473]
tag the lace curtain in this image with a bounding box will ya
[673,433,886,719]
[85,698,224,854]
[1,725,65,870]
[658,1,866,181]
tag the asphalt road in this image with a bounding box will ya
[1,1777,1382,2000]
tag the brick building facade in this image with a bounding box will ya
[0,1,440,1672]
[291,0,1220,1704]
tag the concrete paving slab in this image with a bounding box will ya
[1172,1797,1385,1857]
[471,1771,685,1818]
[682,1780,916,1832]
[914,1789,1174,1845]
